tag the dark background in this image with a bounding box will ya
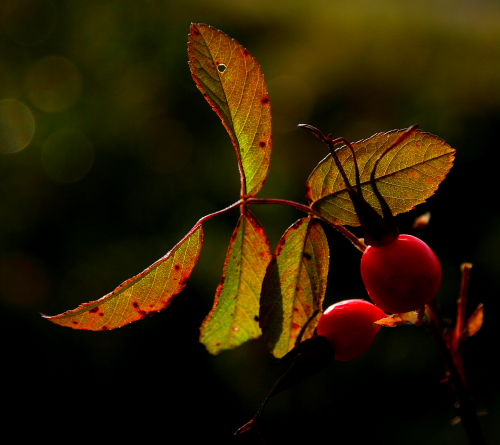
[1,1,499,443]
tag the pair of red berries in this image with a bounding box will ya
[318,235,442,361]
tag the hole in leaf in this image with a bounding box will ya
[217,63,226,73]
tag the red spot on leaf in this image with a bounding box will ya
[292,322,300,330]
[174,264,181,271]
[132,302,140,309]
[294,307,300,313]
[89,307,99,313]
[261,97,270,105]
[72,321,78,325]
[101,326,109,331]
[99,312,104,317]
[191,28,201,36]
[259,141,267,148]
[243,49,250,56]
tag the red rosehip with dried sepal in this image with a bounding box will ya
[316,299,386,361]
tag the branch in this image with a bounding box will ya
[425,301,487,445]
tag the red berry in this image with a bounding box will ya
[316,299,386,361]
[360,234,442,314]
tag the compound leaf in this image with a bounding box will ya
[200,210,272,354]
[188,23,272,197]
[260,217,329,358]
[307,129,455,226]
[44,225,204,331]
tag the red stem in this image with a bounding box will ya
[425,302,486,445]
[246,197,366,252]
[453,263,472,387]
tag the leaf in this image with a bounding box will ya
[260,217,329,358]
[200,210,272,354]
[466,303,484,338]
[44,225,204,331]
[373,311,420,327]
[306,129,455,226]
[188,23,272,197]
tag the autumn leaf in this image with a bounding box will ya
[44,225,204,330]
[200,210,272,354]
[466,303,484,338]
[306,129,455,226]
[260,217,329,358]
[188,23,272,197]
[373,311,420,327]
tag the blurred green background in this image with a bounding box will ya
[1,0,499,443]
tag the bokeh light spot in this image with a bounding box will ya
[42,129,94,183]
[25,56,83,113]
[0,99,35,154]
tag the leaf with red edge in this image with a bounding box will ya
[200,210,272,354]
[306,129,455,226]
[44,225,204,331]
[260,217,329,358]
[188,23,272,197]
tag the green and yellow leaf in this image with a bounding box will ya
[188,23,272,197]
[260,217,329,358]
[200,210,272,354]
[307,129,455,226]
[44,225,204,330]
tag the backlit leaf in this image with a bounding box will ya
[373,311,420,327]
[260,217,329,358]
[307,129,455,226]
[200,210,272,354]
[44,225,204,330]
[188,23,272,197]
[466,303,484,338]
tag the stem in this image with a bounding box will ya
[246,197,366,252]
[453,263,473,386]
[246,197,314,215]
[180,200,244,240]
[425,302,487,445]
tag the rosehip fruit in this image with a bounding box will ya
[316,299,386,361]
[360,234,442,314]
